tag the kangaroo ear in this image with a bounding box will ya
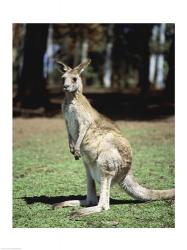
[56,60,72,73]
[74,59,91,74]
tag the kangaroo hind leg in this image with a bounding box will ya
[71,173,113,217]
[52,162,98,209]
[71,150,118,216]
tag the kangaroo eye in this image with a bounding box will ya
[62,77,65,84]
[72,77,77,83]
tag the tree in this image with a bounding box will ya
[132,24,152,95]
[103,24,114,88]
[15,24,49,108]
[165,30,175,102]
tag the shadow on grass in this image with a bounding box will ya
[22,195,146,206]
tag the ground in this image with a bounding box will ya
[13,116,175,228]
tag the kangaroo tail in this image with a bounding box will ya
[122,170,175,201]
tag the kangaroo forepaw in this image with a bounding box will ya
[74,150,81,160]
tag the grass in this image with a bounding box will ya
[13,117,175,228]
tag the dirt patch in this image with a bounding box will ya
[13,117,65,146]
[120,117,174,133]
[13,116,174,147]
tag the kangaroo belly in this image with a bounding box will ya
[81,133,102,183]
[81,141,99,161]
[82,134,131,185]
[82,155,101,183]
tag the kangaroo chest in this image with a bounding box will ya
[63,102,80,142]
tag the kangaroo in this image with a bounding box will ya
[53,59,175,216]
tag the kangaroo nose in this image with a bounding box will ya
[64,85,69,91]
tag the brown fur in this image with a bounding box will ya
[53,60,175,216]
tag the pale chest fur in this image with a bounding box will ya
[63,102,80,142]
[63,99,93,143]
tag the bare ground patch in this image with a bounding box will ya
[13,116,174,146]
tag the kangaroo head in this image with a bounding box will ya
[56,59,91,93]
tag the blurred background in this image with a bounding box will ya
[13,23,174,119]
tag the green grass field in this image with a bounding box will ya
[13,117,175,228]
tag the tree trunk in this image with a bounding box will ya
[74,36,81,67]
[81,38,89,63]
[103,24,114,88]
[165,33,175,102]
[155,23,166,89]
[16,24,49,108]
[149,25,159,83]
[103,42,113,88]
[138,25,151,95]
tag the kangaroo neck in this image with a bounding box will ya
[65,90,82,104]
